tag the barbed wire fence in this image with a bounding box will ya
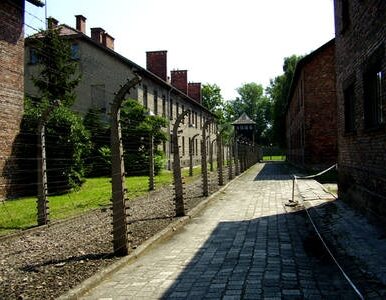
[0,1,260,260]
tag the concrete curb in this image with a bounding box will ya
[58,170,247,300]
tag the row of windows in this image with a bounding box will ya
[29,44,80,64]
[142,85,213,130]
[344,67,384,133]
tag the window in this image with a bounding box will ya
[344,83,356,133]
[162,95,166,117]
[364,68,384,128]
[182,105,185,123]
[143,85,148,108]
[195,139,198,156]
[182,136,185,156]
[91,84,106,113]
[340,0,350,34]
[154,90,158,115]
[170,134,174,153]
[170,99,173,120]
[71,44,80,60]
[30,48,39,64]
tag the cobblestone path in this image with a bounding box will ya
[82,162,355,299]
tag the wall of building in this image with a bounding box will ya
[286,41,337,169]
[0,0,25,199]
[303,42,337,167]
[334,0,386,219]
[24,25,216,170]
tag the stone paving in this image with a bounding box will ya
[81,162,356,299]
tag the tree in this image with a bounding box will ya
[266,55,303,147]
[202,83,224,112]
[31,26,80,107]
[17,98,90,195]
[227,83,272,144]
[120,100,168,175]
[16,27,88,194]
[83,108,111,176]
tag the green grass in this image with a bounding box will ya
[0,167,203,235]
[263,155,286,161]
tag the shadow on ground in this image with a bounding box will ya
[254,161,292,181]
[161,210,355,299]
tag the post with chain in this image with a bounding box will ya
[189,133,199,177]
[217,132,224,186]
[172,110,189,216]
[148,134,154,191]
[110,76,141,256]
[201,119,212,196]
[36,100,60,226]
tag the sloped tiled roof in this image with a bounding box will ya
[26,0,44,7]
[232,112,256,125]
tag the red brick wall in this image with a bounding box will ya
[171,70,188,94]
[286,40,337,169]
[0,0,25,200]
[334,0,386,218]
[188,82,202,103]
[146,50,167,81]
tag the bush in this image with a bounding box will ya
[16,99,91,195]
[83,108,111,177]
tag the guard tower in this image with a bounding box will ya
[232,112,256,144]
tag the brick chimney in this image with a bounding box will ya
[171,70,188,94]
[47,17,59,29]
[188,82,202,103]
[102,32,114,50]
[146,51,167,81]
[75,15,86,34]
[91,27,105,44]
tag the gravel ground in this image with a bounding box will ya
[0,169,231,300]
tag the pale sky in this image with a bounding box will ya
[25,0,335,100]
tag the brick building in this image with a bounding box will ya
[334,0,386,219]
[24,15,217,170]
[0,0,43,200]
[286,39,338,169]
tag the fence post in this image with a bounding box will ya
[36,101,59,226]
[189,133,199,177]
[217,133,223,186]
[234,139,239,176]
[210,139,215,172]
[228,139,233,180]
[110,76,141,256]
[172,110,189,216]
[148,134,154,191]
[201,119,212,196]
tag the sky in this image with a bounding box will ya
[25,0,336,101]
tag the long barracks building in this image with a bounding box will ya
[24,15,218,170]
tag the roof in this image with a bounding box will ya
[232,113,256,125]
[25,23,214,117]
[286,38,335,112]
[26,0,44,7]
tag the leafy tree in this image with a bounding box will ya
[266,55,303,147]
[31,26,80,107]
[226,83,272,144]
[15,26,88,194]
[16,98,91,195]
[120,99,168,175]
[83,108,111,176]
[202,83,224,112]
